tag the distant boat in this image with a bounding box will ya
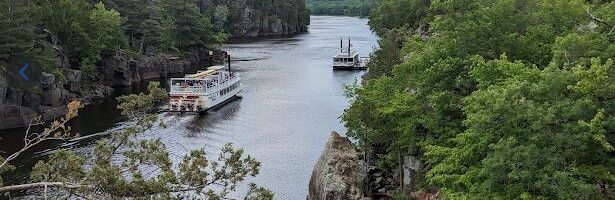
[333,38,369,70]
[167,56,242,113]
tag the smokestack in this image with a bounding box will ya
[340,38,343,53]
[227,54,231,73]
[348,38,351,56]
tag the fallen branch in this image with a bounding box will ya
[0,182,83,193]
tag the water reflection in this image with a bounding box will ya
[183,97,243,136]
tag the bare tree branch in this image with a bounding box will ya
[0,101,81,170]
[0,182,83,193]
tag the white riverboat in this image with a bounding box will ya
[168,63,241,113]
[333,38,369,70]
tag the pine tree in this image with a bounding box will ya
[0,0,39,60]
[141,0,175,54]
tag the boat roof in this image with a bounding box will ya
[208,65,226,70]
[334,51,359,58]
[181,65,227,79]
[185,70,215,78]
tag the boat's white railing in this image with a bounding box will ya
[170,77,205,94]
[170,73,239,95]
[204,73,239,94]
[170,86,204,94]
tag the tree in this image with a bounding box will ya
[141,0,176,54]
[212,5,229,32]
[106,0,146,49]
[344,0,615,198]
[427,58,615,199]
[0,0,58,76]
[306,0,375,17]
[0,82,273,199]
[167,0,224,52]
[37,0,126,77]
[82,2,127,74]
[368,0,429,36]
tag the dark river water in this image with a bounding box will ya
[0,16,377,199]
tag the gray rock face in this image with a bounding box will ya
[40,72,55,90]
[100,53,132,86]
[6,87,23,105]
[308,132,370,200]
[403,156,422,189]
[63,68,82,92]
[0,51,215,130]
[214,0,309,38]
[99,53,190,87]
[0,69,6,103]
[0,105,37,130]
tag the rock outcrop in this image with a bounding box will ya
[308,132,370,200]
[200,0,310,38]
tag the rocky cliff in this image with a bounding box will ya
[0,51,222,130]
[308,132,370,200]
[200,0,310,38]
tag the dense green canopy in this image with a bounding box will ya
[345,0,615,198]
[306,0,374,16]
[0,0,225,77]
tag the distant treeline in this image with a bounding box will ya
[307,0,374,17]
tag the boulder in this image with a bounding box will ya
[40,72,55,90]
[63,68,82,92]
[99,53,132,87]
[40,105,67,121]
[402,156,422,189]
[137,55,170,80]
[42,88,62,106]
[308,132,370,200]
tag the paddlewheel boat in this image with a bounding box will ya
[168,60,241,113]
[333,38,369,70]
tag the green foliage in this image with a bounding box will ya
[427,59,615,199]
[31,149,85,184]
[0,0,39,60]
[0,157,14,187]
[168,0,223,52]
[212,5,229,32]
[368,0,429,36]
[393,188,412,200]
[0,0,59,75]
[375,153,398,174]
[345,0,615,198]
[37,0,127,77]
[307,0,374,17]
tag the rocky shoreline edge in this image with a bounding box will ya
[0,50,227,130]
[308,132,440,200]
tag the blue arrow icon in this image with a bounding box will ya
[19,63,29,81]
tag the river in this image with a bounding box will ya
[0,15,378,199]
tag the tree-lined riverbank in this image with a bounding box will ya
[342,0,615,199]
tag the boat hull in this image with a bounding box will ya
[333,65,366,70]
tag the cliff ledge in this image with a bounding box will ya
[308,131,370,200]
